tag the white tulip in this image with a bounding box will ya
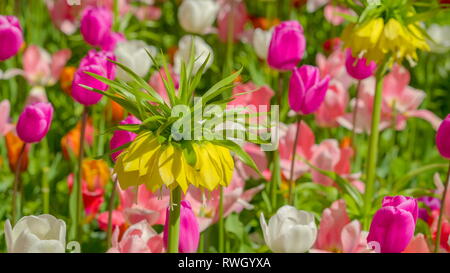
[260,206,317,253]
[427,24,450,54]
[174,35,214,75]
[178,0,219,34]
[5,214,67,253]
[114,40,157,82]
[252,28,273,60]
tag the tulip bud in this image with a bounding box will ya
[110,115,141,162]
[80,7,113,47]
[367,196,418,253]
[114,40,156,82]
[436,114,450,159]
[0,15,23,61]
[260,206,317,253]
[5,214,66,253]
[252,28,273,60]
[16,102,53,143]
[288,65,330,114]
[177,0,219,34]
[267,21,306,71]
[163,200,199,253]
[345,49,377,80]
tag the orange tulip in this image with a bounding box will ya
[5,131,29,173]
[107,100,125,123]
[250,16,280,31]
[81,159,110,192]
[60,66,76,96]
[61,118,94,159]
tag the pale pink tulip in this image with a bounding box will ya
[108,220,164,253]
[0,100,13,136]
[228,82,274,108]
[23,45,71,86]
[323,5,355,26]
[315,80,349,127]
[316,48,354,90]
[235,143,269,180]
[312,200,370,253]
[217,0,248,43]
[338,65,442,133]
[402,234,430,253]
[149,66,180,105]
[185,171,264,231]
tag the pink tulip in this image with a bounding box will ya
[80,7,113,47]
[185,172,264,231]
[267,21,306,71]
[312,200,370,253]
[217,0,248,43]
[288,65,330,114]
[16,102,53,143]
[316,48,354,90]
[23,45,71,86]
[110,115,141,162]
[235,143,269,180]
[99,31,125,52]
[436,114,450,159]
[228,82,274,108]
[315,80,349,127]
[0,15,23,61]
[97,210,125,233]
[338,65,442,133]
[367,196,418,253]
[72,50,115,106]
[108,220,164,253]
[345,49,376,80]
[149,66,180,104]
[0,100,13,136]
[402,234,431,253]
[323,5,355,26]
[163,200,199,253]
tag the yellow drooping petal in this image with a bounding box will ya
[115,152,140,189]
[158,144,189,193]
[195,144,222,191]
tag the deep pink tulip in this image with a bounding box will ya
[0,15,23,61]
[99,31,125,52]
[110,115,141,162]
[72,64,108,106]
[80,7,113,47]
[267,21,305,71]
[436,114,450,159]
[367,196,418,253]
[16,102,54,143]
[163,200,199,253]
[288,65,330,114]
[345,49,377,80]
[79,49,116,80]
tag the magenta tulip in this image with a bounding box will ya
[110,115,141,162]
[163,200,199,253]
[80,7,113,47]
[288,65,330,114]
[100,31,125,52]
[267,21,306,71]
[345,49,377,80]
[79,49,116,80]
[0,15,23,61]
[16,102,53,143]
[367,196,418,253]
[72,64,108,106]
[436,114,450,159]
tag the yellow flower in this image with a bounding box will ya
[114,132,234,193]
[342,18,429,65]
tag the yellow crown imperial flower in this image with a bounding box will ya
[80,48,265,194]
[341,1,433,66]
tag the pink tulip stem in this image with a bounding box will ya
[74,106,88,240]
[107,176,119,247]
[350,80,361,162]
[362,67,387,230]
[11,142,27,226]
[168,186,182,253]
[288,115,302,205]
[434,161,450,253]
[218,186,225,253]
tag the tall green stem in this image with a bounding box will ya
[434,161,450,253]
[270,151,281,211]
[288,116,302,205]
[74,106,88,240]
[168,187,182,253]
[218,186,225,252]
[107,177,118,247]
[362,72,385,230]
[351,80,361,159]
[12,143,26,225]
